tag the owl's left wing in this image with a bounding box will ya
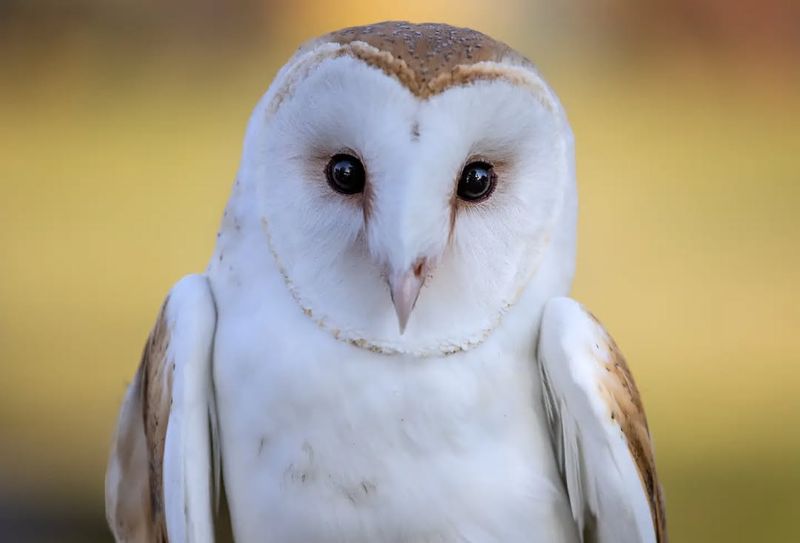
[537,297,667,543]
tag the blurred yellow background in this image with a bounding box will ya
[1,1,798,541]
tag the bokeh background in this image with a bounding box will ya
[1,1,798,541]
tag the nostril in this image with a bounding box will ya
[412,258,425,278]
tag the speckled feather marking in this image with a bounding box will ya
[140,299,173,543]
[318,21,532,98]
[106,298,173,542]
[592,313,668,543]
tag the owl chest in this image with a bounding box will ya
[213,313,577,543]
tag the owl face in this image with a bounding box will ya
[235,23,576,355]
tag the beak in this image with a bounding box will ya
[388,259,427,334]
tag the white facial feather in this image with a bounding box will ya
[215,36,576,356]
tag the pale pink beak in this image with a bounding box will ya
[389,259,427,334]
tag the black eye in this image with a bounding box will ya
[325,154,366,195]
[457,161,496,202]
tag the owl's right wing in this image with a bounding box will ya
[105,275,218,542]
[537,297,667,543]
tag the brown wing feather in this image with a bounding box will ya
[106,298,173,542]
[591,313,668,543]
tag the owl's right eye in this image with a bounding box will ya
[325,154,366,195]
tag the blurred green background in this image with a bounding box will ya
[1,1,798,541]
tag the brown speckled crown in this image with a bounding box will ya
[307,21,532,99]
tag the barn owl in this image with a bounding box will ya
[105,21,667,543]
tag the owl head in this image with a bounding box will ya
[219,22,577,356]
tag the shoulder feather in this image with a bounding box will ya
[106,275,217,543]
[538,297,667,543]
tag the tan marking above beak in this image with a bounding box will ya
[389,259,427,334]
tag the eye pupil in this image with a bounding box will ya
[326,154,365,195]
[457,161,496,202]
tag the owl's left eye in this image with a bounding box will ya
[457,161,497,202]
[325,154,366,195]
